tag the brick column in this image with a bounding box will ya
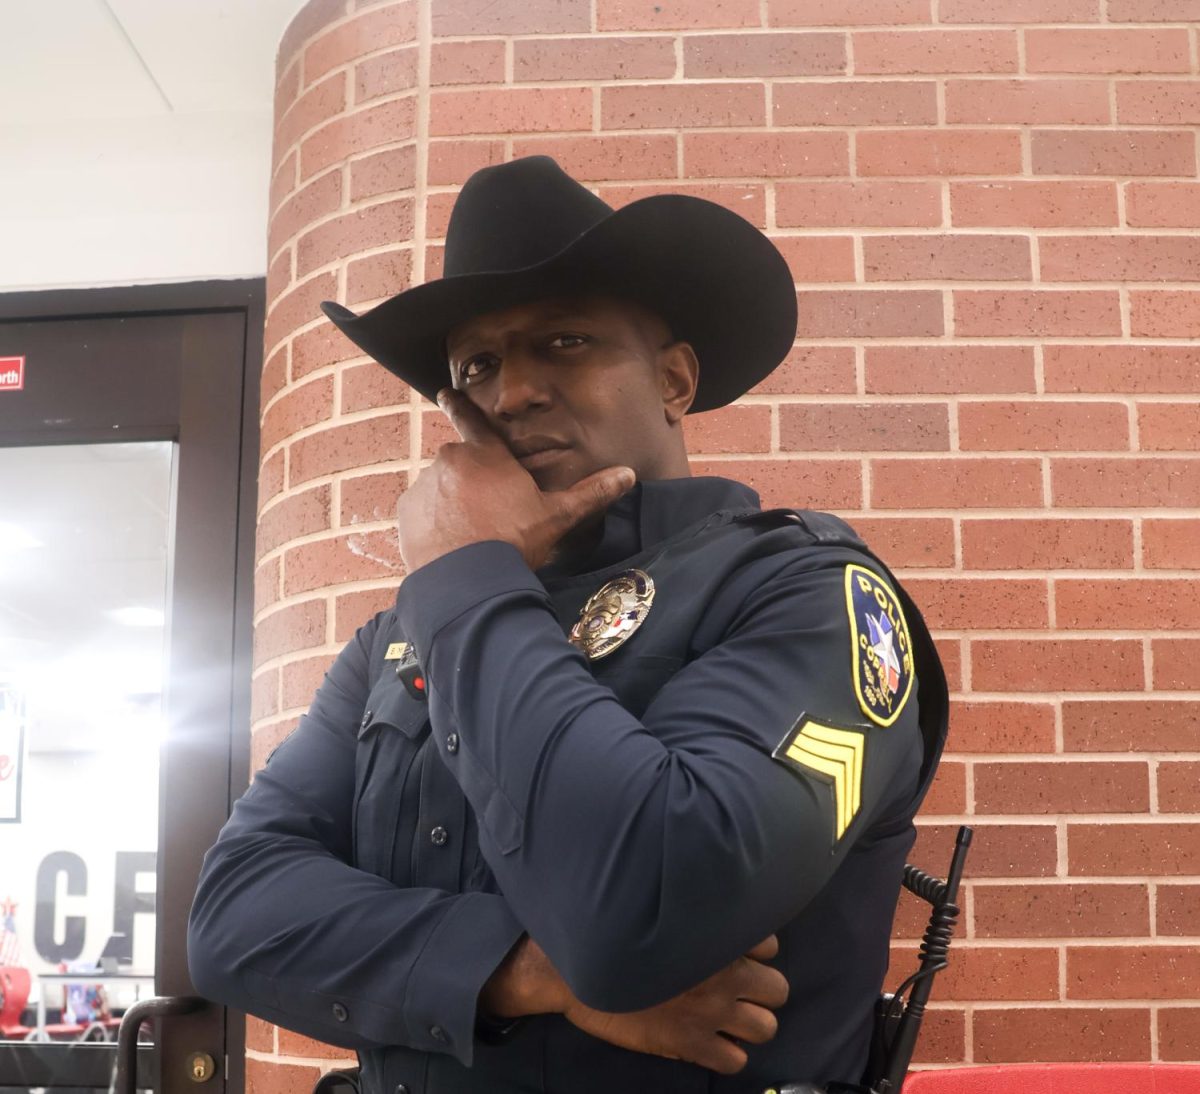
[252,0,1200,1083]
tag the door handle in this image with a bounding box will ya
[115,995,207,1094]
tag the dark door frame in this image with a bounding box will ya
[0,280,263,1094]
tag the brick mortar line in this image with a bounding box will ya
[696,450,1200,461]
[950,755,1200,764]
[947,686,1200,697]
[1133,517,1146,571]
[274,112,1200,172]
[264,309,347,361]
[968,876,1200,885]
[257,527,403,567]
[252,640,362,676]
[948,631,1200,642]
[916,813,1200,823]
[406,0,434,482]
[423,24,1200,39]
[883,567,1200,578]
[245,1048,328,1068]
[281,106,1200,149]
[895,939,1200,949]
[1127,397,1142,455]
[277,80,417,166]
[712,392,1192,405]
[250,515,1200,557]
[259,416,414,465]
[280,1,358,89]
[924,1000,1198,1009]
[337,76,1200,101]
[298,37,422,99]
[819,507,1178,522]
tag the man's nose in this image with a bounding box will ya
[491,350,551,419]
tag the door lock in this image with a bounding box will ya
[188,1052,216,1083]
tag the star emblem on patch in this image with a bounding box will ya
[845,564,914,727]
[867,610,902,694]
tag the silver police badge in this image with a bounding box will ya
[568,569,656,661]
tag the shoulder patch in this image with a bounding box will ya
[772,713,866,843]
[845,564,914,728]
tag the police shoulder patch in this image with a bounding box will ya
[845,563,914,728]
[772,713,866,843]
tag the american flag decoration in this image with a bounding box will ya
[0,897,22,967]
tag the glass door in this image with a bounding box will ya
[0,284,262,1094]
[1,440,170,1049]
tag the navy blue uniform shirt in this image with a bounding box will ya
[189,476,946,1094]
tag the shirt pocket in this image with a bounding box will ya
[353,671,430,880]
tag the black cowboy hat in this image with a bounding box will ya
[320,156,797,413]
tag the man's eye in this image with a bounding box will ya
[458,356,495,382]
[549,333,588,350]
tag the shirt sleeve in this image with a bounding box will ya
[395,538,925,1014]
[186,613,525,1066]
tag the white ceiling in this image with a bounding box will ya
[0,0,308,291]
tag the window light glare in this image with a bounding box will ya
[107,607,165,628]
[0,522,42,552]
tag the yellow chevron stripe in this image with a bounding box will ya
[784,718,866,841]
[786,741,850,836]
[803,721,864,818]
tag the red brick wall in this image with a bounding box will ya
[253,0,1200,1082]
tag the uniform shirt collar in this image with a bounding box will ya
[543,475,761,578]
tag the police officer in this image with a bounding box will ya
[188,157,947,1094]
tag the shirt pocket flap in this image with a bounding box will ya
[358,672,428,739]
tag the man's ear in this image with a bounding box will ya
[659,342,699,425]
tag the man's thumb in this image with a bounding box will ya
[555,465,636,529]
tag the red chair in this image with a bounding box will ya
[0,966,33,1039]
[0,966,86,1040]
[903,1063,1200,1093]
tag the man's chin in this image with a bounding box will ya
[525,456,587,494]
[529,468,576,493]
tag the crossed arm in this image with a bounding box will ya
[187,603,789,1073]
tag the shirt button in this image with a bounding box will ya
[359,710,372,730]
[430,826,448,846]
[430,1025,447,1043]
[332,1003,348,1022]
[445,733,459,754]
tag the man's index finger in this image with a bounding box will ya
[436,387,504,447]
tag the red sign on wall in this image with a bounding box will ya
[0,357,24,392]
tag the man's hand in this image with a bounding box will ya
[480,936,788,1075]
[395,388,635,573]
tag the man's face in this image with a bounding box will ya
[446,294,694,491]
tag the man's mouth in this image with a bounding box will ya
[509,437,570,470]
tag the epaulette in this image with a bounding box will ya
[739,507,871,555]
